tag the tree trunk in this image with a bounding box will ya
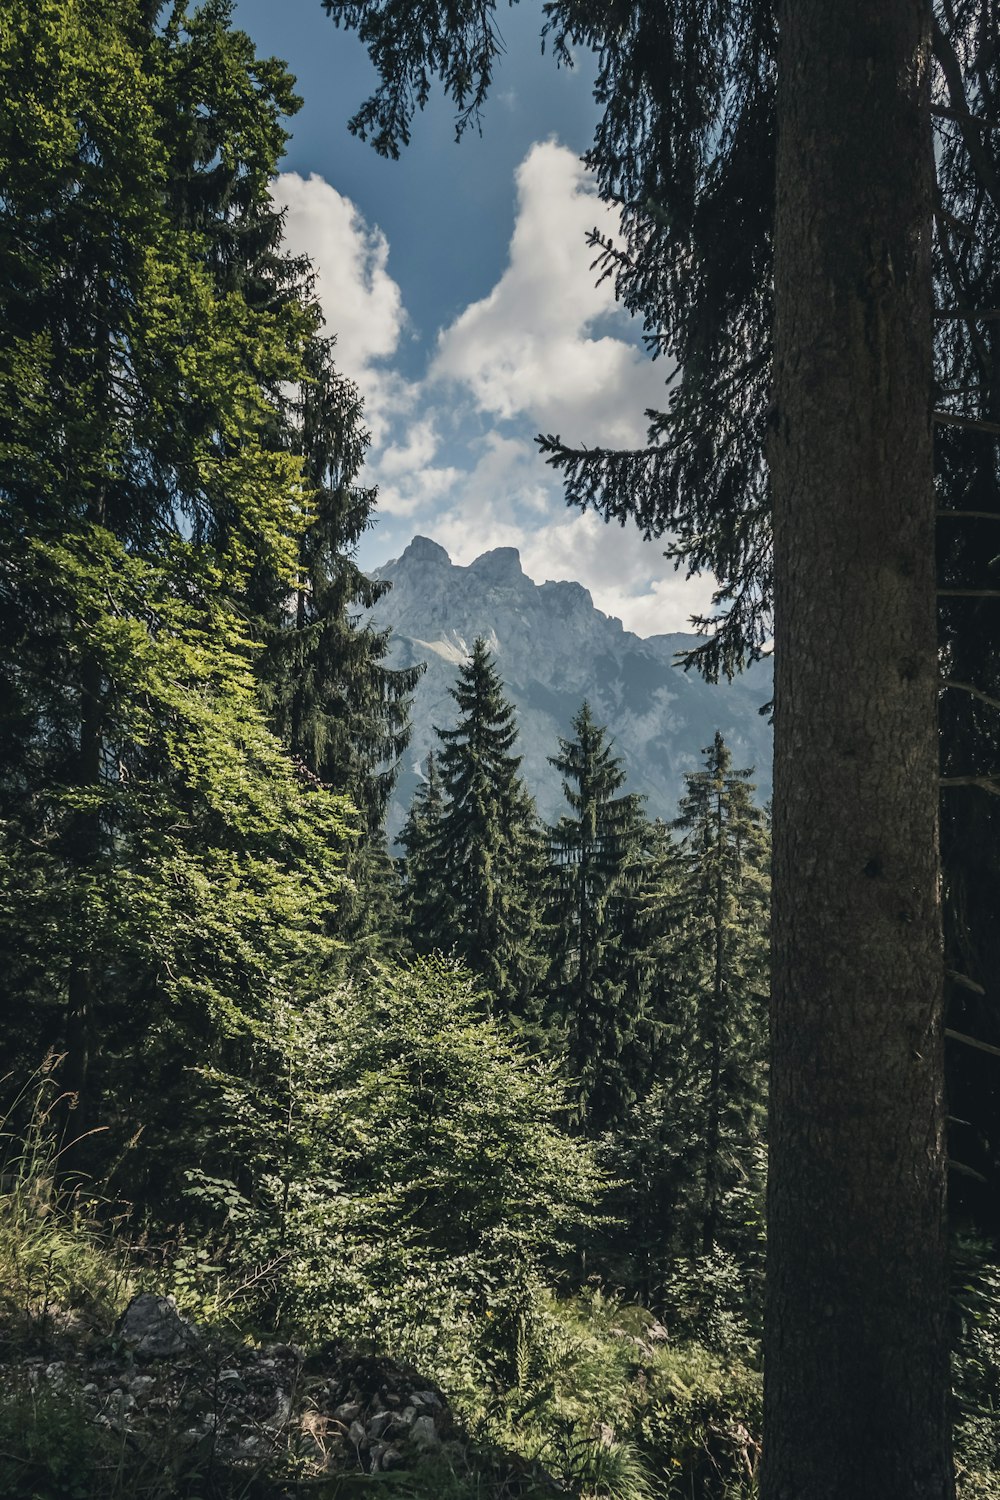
[63,639,102,1147]
[763,2,953,1496]
[703,781,725,1255]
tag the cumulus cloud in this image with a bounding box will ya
[431,141,668,445]
[270,172,410,439]
[269,155,712,638]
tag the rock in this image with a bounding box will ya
[380,1445,406,1471]
[334,1400,361,1423]
[412,1389,443,1410]
[368,1440,386,1470]
[264,1389,292,1431]
[409,1415,441,1451]
[117,1294,198,1359]
[368,1411,394,1439]
[348,1419,367,1449]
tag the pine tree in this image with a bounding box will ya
[669,733,769,1257]
[546,702,650,1132]
[0,0,353,1180]
[398,751,455,951]
[431,640,546,1015]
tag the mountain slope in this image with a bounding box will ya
[370,537,773,838]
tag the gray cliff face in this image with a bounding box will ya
[370,537,773,839]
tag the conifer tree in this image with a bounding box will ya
[546,703,650,1132]
[398,751,455,952]
[259,333,422,960]
[431,640,546,1016]
[0,0,353,1176]
[263,334,422,830]
[668,733,769,1257]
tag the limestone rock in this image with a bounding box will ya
[117,1294,198,1359]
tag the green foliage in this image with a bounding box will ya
[546,703,659,1132]
[0,0,363,1193]
[952,1244,1000,1498]
[658,735,769,1261]
[471,1288,760,1500]
[190,959,605,1400]
[0,1063,132,1343]
[403,643,547,1017]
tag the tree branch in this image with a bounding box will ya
[933,19,1000,216]
[945,970,987,996]
[942,679,1000,712]
[934,411,1000,434]
[946,1027,1000,1057]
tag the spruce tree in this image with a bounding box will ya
[0,0,353,1181]
[431,640,545,1016]
[398,751,455,952]
[546,702,650,1132]
[263,334,422,830]
[669,733,769,1258]
[259,332,422,960]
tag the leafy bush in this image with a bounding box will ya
[188,959,606,1401]
[639,1343,761,1498]
[953,1243,1000,1498]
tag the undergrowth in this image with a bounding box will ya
[5,1065,996,1500]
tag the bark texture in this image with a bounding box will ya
[763,2,953,1496]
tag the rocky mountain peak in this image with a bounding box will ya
[369,538,772,838]
[400,535,451,566]
[467,546,525,584]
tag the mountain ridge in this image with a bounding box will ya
[369,537,773,838]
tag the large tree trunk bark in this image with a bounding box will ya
[763,2,953,1496]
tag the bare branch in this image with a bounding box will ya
[938,510,1000,519]
[933,19,1000,215]
[946,1026,1000,1057]
[942,679,1000,712]
[934,412,1000,434]
[945,970,987,995]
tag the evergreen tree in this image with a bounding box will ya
[259,332,422,961]
[263,333,422,831]
[668,733,769,1258]
[0,0,353,1182]
[398,751,455,951]
[546,702,650,1132]
[431,640,546,1016]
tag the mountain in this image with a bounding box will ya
[370,536,773,839]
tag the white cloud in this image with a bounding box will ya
[270,154,712,638]
[270,172,408,438]
[431,140,668,445]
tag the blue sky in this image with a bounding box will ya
[233,0,715,635]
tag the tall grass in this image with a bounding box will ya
[0,1057,131,1345]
